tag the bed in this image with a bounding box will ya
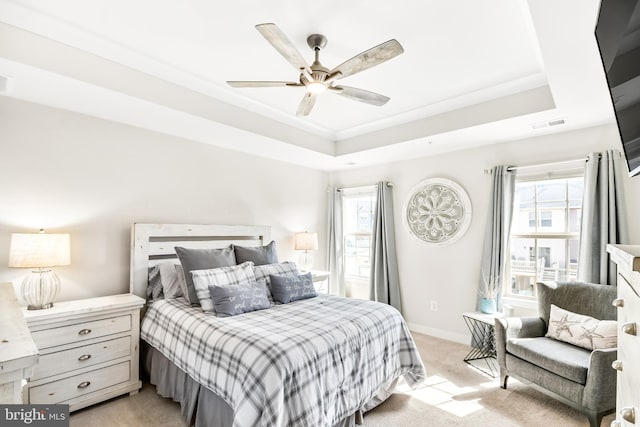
[131,223,426,427]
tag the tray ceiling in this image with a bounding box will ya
[0,0,616,169]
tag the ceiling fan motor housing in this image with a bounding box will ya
[307,34,327,50]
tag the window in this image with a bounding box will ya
[343,190,376,299]
[506,175,583,299]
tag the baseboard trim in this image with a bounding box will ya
[407,322,470,345]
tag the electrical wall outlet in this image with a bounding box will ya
[430,300,438,311]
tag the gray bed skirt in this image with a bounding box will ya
[143,343,389,427]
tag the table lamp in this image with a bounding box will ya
[295,231,318,271]
[8,230,71,310]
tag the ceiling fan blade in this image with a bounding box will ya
[329,39,404,80]
[296,93,317,116]
[256,23,312,75]
[227,81,301,87]
[331,85,390,106]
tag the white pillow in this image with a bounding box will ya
[158,261,183,299]
[190,261,256,312]
[546,304,617,350]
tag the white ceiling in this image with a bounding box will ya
[0,0,617,170]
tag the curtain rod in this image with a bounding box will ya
[484,157,589,175]
[336,182,393,191]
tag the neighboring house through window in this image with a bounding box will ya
[506,174,584,300]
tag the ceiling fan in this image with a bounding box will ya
[227,23,404,116]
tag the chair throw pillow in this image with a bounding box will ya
[191,261,256,313]
[208,279,270,317]
[546,304,617,350]
[269,272,316,304]
[234,241,279,266]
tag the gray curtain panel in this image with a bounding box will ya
[327,188,346,296]
[370,182,402,313]
[577,150,629,286]
[477,165,516,312]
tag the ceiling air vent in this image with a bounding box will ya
[531,118,566,130]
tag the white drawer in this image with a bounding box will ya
[617,274,640,420]
[29,361,130,404]
[31,315,131,349]
[31,336,131,381]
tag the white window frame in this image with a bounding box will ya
[503,170,584,308]
[341,187,376,298]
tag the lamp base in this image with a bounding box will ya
[27,302,54,310]
[21,269,60,310]
[298,251,314,272]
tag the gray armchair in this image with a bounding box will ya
[495,281,617,427]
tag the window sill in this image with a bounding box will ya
[502,296,538,315]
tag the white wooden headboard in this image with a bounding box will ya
[130,223,271,299]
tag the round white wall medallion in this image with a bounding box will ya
[404,178,472,246]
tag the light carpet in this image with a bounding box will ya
[70,332,615,426]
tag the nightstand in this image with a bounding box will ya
[0,283,38,404]
[302,270,330,293]
[21,293,145,411]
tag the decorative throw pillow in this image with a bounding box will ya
[174,246,237,306]
[269,272,317,304]
[546,304,617,350]
[208,279,271,317]
[254,261,299,285]
[190,261,256,312]
[147,266,164,302]
[157,260,183,299]
[175,264,188,301]
[234,241,279,266]
[253,261,299,301]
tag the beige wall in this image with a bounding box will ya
[0,97,329,302]
[330,124,640,342]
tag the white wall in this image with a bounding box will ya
[330,124,640,343]
[0,97,329,302]
[3,95,640,344]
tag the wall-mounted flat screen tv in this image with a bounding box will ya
[595,0,640,177]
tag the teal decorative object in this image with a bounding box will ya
[480,298,497,314]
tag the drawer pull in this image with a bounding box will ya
[78,354,92,362]
[611,421,622,427]
[622,322,637,336]
[621,407,635,423]
[612,298,624,308]
[77,381,91,389]
[78,329,92,336]
[612,360,623,371]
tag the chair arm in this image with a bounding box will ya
[582,347,617,410]
[495,317,546,369]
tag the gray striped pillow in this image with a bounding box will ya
[191,261,256,312]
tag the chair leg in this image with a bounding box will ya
[500,373,509,389]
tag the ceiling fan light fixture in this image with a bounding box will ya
[306,81,327,94]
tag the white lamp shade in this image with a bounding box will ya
[295,232,318,251]
[9,233,71,268]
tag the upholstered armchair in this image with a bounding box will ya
[495,281,617,427]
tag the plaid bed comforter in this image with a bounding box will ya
[141,294,426,427]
